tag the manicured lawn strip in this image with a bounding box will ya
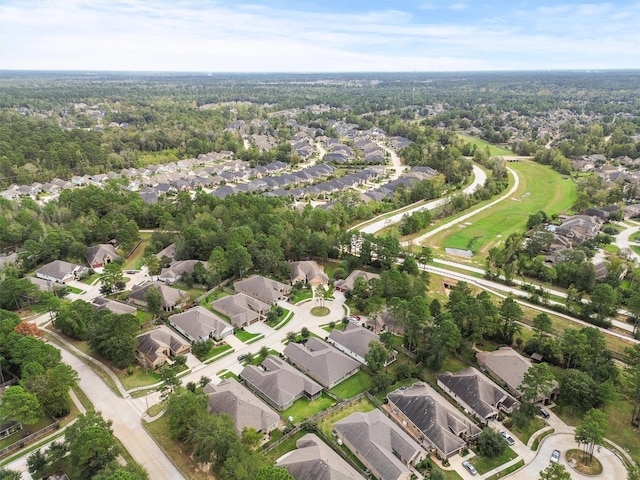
[235,329,262,342]
[329,371,373,399]
[203,343,233,362]
[67,285,84,294]
[485,459,525,480]
[456,133,514,156]
[80,272,101,285]
[264,429,308,462]
[291,289,313,303]
[219,371,239,380]
[274,310,294,330]
[282,393,336,423]
[509,417,546,445]
[246,334,265,344]
[0,430,66,468]
[531,429,554,450]
[470,446,518,474]
[71,385,94,412]
[435,162,576,260]
[143,416,208,480]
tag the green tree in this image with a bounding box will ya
[158,365,180,401]
[476,428,507,458]
[191,339,213,361]
[165,388,208,441]
[255,466,294,480]
[53,299,94,340]
[93,462,150,480]
[26,449,48,475]
[241,427,263,447]
[22,363,78,418]
[539,462,571,480]
[0,468,21,480]
[89,311,139,368]
[365,340,390,374]
[190,413,239,466]
[143,287,163,319]
[65,411,118,479]
[588,283,618,324]
[499,296,523,344]
[0,385,42,427]
[575,409,608,464]
[228,245,253,278]
[519,363,556,404]
[100,262,125,295]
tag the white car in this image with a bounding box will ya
[551,449,560,463]
[462,461,477,476]
[499,430,515,446]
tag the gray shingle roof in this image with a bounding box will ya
[127,281,188,309]
[327,324,380,361]
[168,306,233,341]
[137,326,190,364]
[234,275,291,305]
[35,260,85,282]
[212,293,269,328]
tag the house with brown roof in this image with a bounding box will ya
[204,379,280,435]
[387,382,482,459]
[240,355,322,411]
[127,281,189,311]
[234,275,291,305]
[327,324,396,366]
[283,337,360,389]
[168,306,233,342]
[276,433,365,480]
[136,326,191,368]
[334,270,380,292]
[86,244,121,269]
[290,261,329,286]
[436,367,520,423]
[334,409,426,480]
[212,293,270,328]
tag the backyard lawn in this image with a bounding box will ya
[282,393,336,423]
[264,429,308,462]
[329,371,373,399]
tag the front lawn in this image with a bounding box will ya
[470,446,518,474]
[117,365,162,391]
[282,393,336,423]
[203,343,233,362]
[235,329,262,343]
[330,371,373,399]
[290,289,313,304]
[509,417,546,445]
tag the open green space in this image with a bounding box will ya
[290,289,313,304]
[119,365,161,391]
[329,371,373,399]
[282,393,336,423]
[434,161,576,261]
[470,446,518,474]
[456,133,514,156]
[509,417,546,445]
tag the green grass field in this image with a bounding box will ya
[329,371,373,399]
[470,446,518,474]
[282,393,336,423]
[456,133,514,156]
[235,329,262,343]
[433,161,576,262]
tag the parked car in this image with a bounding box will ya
[462,461,477,476]
[499,430,515,446]
[237,353,247,361]
[538,407,550,419]
[551,449,560,463]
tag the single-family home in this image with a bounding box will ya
[155,243,176,263]
[136,326,191,368]
[234,275,291,305]
[476,347,558,403]
[333,409,427,480]
[283,337,360,389]
[290,261,329,286]
[86,244,121,269]
[127,281,189,311]
[240,355,323,411]
[91,297,137,315]
[387,382,482,459]
[276,433,365,480]
[212,293,270,328]
[168,306,234,342]
[159,260,207,284]
[35,260,86,284]
[327,324,396,366]
[436,367,520,423]
[334,270,380,292]
[204,379,280,435]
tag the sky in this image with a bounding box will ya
[1,0,639,72]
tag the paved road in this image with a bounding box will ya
[615,220,640,262]
[355,164,487,235]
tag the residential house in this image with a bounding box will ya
[240,355,322,411]
[283,337,360,389]
[234,275,291,305]
[290,261,329,286]
[334,270,380,292]
[333,409,427,480]
[136,326,191,368]
[476,347,558,403]
[91,297,137,315]
[86,244,121,269]
[159,260,207,284]
[327,324,396,366]
[204,379,280,435]
[554,215,603,246]
[387,382,482,459]
[127,281,188,311]
[155,243,176,263]
[168,306,233,342]
[35,260,86,284]
[276,433,365,480]
[436,367,520,423]
[212,293,270,328]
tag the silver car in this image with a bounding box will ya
[551,449,561,463]
[462,461,477,476]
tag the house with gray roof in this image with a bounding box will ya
[127,281,188,311]
[86,244,121,269]
[283,337,360,389]
[333,409,426,480]
[240,355,322,411]
[159,260,207,284]
[35,260,86,284]
[476,347,558,403]
[204,379,280,435]
[234,275,291,305]
[136,325,191,368]
[290,261,329,286]
[327,324,396,366]
[155,243,176,263]
[168,306,233,342]
[276,433,365,480]
[212,293,269,328]
[436,367,520,422]
[334,270,380,292]
[387,382,481,459]
[92,297,137,315]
